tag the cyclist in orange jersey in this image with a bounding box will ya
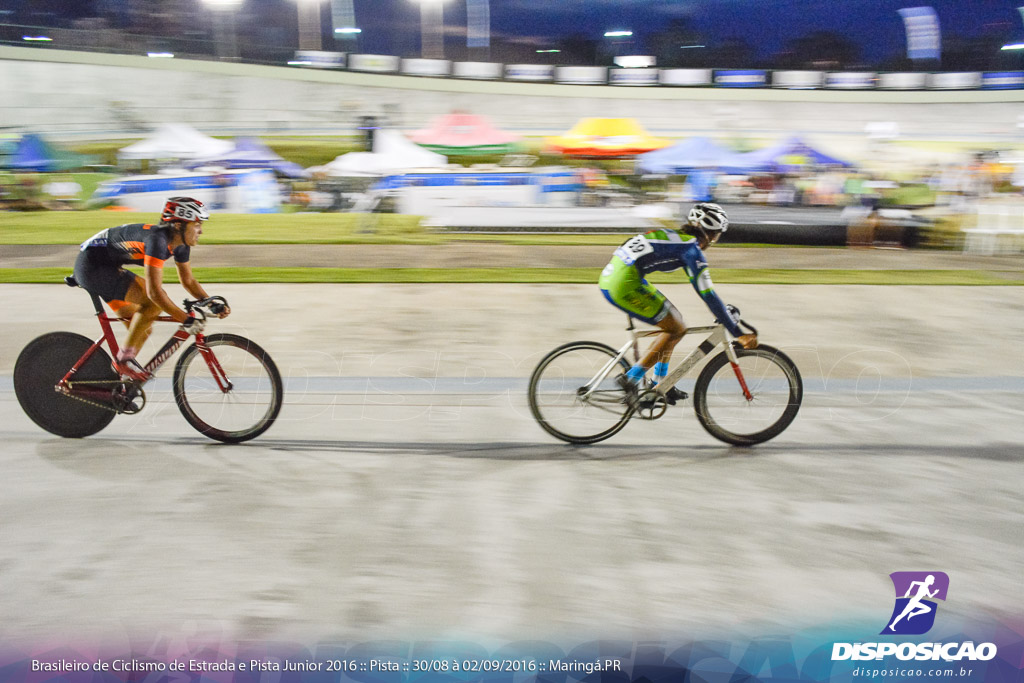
[73,196,230,380]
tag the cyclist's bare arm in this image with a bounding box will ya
[175,261,230,318]
[145,263,189,323]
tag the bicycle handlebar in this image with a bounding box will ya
[183,296,229,320]
[725,303,758,336]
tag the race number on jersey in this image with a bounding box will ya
[614,235,654,266]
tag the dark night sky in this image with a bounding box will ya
[351,0,1023,61]
[7,0,1024,63]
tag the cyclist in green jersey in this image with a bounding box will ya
[598,203,757,402]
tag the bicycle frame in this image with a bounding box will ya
[580,318,752,403]
[56,291,228,401]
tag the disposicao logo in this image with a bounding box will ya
[882,571,948,635]
[831,572,998,662]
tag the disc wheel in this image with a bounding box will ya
[14,332,117,438]
[173,334,283,443]
[693,344,802,446]
[528,341,634,444]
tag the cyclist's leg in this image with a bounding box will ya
[639,301,686,370]
[121,276,161,355]
[599,261,686,382]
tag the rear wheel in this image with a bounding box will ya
[528,341,633,444]
[173,334,283,443]
[14,332,117,438]
[693,344,802,446]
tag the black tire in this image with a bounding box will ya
[173,333,283,443]
[693,344,802,446]
[14,332,117,438]
[528,341,633,444]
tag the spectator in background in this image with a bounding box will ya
[844,195,880,248]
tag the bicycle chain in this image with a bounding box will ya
[59,379,140,414]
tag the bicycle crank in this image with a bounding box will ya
[111,382,146,414]
[635,390,668,420]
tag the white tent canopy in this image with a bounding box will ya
[318,130,448,176]
[118,123,234,161]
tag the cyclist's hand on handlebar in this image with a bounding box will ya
[736,333,758,350]
[207,298,230,318]
[210,304,230,319]
[181,315,205,334]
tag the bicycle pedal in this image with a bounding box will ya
[664,387,689,406]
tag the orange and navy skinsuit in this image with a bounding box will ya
[73,223,190,311]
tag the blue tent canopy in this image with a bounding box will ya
[5,133,95,172]
[187,137,309,178]
[636,136,737,174]
[721,136,855,173]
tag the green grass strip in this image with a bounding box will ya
[0,211,820,247]
[0,212,431,245]
[1,268,1021,285]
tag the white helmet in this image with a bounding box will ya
[687,202,729,234]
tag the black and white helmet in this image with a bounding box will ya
[687,202,729,234]
[161,196,209,224]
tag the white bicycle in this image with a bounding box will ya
[528,307,802,446]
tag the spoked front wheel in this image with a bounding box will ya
[173,333,283,443]
[528,341,633,444]
[693,344,802,446]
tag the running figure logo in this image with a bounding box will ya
[881,572,950,635]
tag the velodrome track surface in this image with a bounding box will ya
[1,282,1022,646]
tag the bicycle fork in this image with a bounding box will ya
[724,341,754,402]
[195,337,233,393]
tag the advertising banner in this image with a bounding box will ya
[982,71,1024,89]
[714,69,768,87]
[772,70,823,89]
[452,61,503,79]
[401,58,451,77]
[898,6,941,60]
[466,0,490,48]
[505,64,554,81]
[928,72,982,89]
[3,611,1019,683]
[554,66,607,85]
[609,68,659,86]
[293,50,346,69]
[879,72,928,89]
[660,68,713,86]
[347,54,400,73]
[826,72,877,89]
